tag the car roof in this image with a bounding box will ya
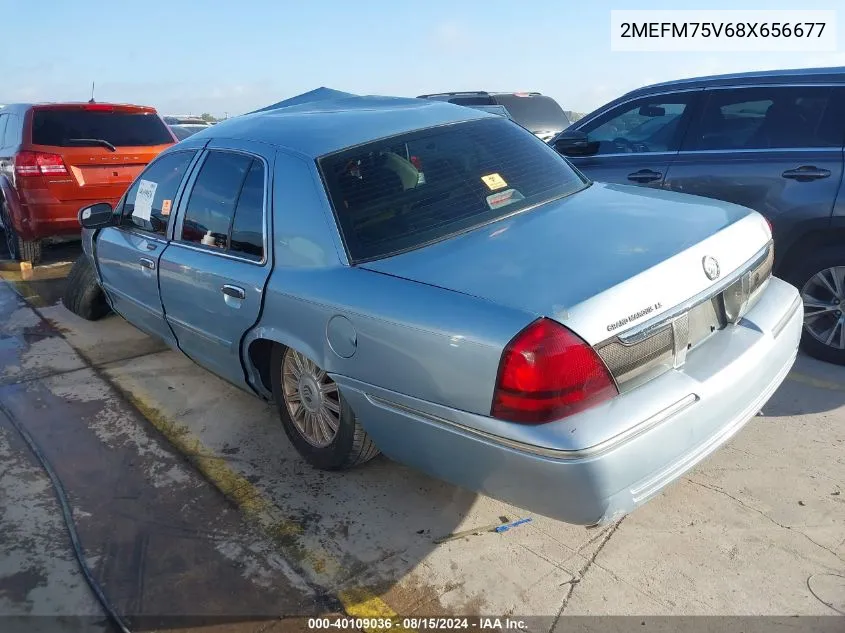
[188,95,493,158]
[417,91,544,98]
[624,66,845,98]
[1,102,158,113]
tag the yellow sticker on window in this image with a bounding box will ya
[161,199,172,216]
[481,173,508,191]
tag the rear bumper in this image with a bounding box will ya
[14,200,109,241]
[335,277,802,525]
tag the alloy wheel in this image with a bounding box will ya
[281,349,340,447]
[802,266,845,350]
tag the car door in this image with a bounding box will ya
[95,150,199,345]
[663,85,845,258]
[158,142,272,389]
[566,91,701,188]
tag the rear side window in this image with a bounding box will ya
[229,161,265,261]
[684,86,845,151]
[180,151,265,261]
[0,114,8,147]
[320,117,587,263]
[31,109,173,147]
[121,151,196,235]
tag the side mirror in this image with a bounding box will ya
[78,202,114,229]
[552,130,600,157]
[638,105,666,117]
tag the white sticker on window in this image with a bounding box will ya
[133,179,157,221]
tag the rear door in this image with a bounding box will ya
[159,142,272,388]
[95,150,199,345]
[663,85,845,259]
[28,104,175,205]
[568,91,701,188]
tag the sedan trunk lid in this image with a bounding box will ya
[361,182,771,345]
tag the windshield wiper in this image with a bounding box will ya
[66,138,117,152]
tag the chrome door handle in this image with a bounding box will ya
[781,166,831,181]
[221,285,245,300]
[139,257,156,270]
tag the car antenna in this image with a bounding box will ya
[89,81,95,103]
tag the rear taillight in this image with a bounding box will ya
[14,151,68,177]
[491,318,618,424]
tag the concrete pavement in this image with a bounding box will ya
[0,243,843,631]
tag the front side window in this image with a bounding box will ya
[121,151,196,235]
[180,151,265,260]
[320,117,587,263]
[684,86,845,151]
[581,95,694,155]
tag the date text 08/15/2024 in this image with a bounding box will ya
[307,618,528,630]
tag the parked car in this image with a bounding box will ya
[0,102,175,263]
[163,115,211,127]
[417,92,569,141]
[550,66,845,365]
[64,95,801,525]
[169,124,205,141]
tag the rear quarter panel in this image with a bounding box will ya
[243,149,534,416]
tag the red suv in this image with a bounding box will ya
[0,102,175,263]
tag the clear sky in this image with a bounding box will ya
[1,0,842,117]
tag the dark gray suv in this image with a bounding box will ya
[551,66,845,365]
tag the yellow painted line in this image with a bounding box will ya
[787,371,845,392]
[118,384,404,628]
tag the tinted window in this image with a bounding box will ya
[181,152,253,251]
[493,95,570,132]
[684,86,845,151]
[229,160,265,261]
[121,151,195,235]
[320,117,587,263]
[170,125,199,140]
[582,95,694,154]
[32,109,173,147]
[447,96,496,106]
[0,115,7,147]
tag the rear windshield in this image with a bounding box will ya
[493,95,570,133]
[31,109,173,147]
[320,117,587,263]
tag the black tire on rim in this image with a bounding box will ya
[270,344,380,470]
[785,245,845,365]
[1,201,41,264]
[62,256,111,321]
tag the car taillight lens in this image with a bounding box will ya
[492,318,618,424]
[14,151,68,177]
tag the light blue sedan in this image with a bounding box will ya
[67,93,802,525]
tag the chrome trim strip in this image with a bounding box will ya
[612,241,772,347]
[677,147,839,156]
[365,393,699,461]
[773,295,802,339]
[167,314,231,347]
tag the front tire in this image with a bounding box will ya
[270,345,380,470]
[786,246,845,365]
[62,256,111,321]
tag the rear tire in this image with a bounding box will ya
[784,246,845,365]
[270,344,380,470]
[15,237,42,264]
[1,201,42,264]
[62,256,111,321]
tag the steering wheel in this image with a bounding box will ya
[611,137,650,153]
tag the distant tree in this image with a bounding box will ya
[200,112,217,122]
